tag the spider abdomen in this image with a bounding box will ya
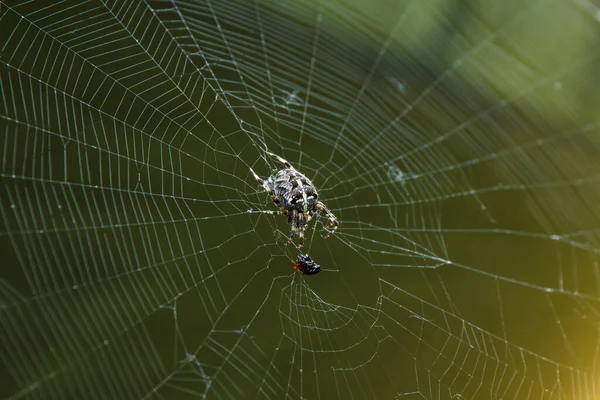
[272,169,318,213]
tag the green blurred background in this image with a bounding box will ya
[2,0,600,399]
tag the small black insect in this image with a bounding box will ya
[293,253,321,275]
[250,152,339,248]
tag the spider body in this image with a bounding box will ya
[270,168,318,214]
[293,253,321,275]
[251,152,339,247]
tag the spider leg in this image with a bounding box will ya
[315,201,339,239]
[267,152,295,170]
[306,210,313,223]
[251,167,281,208]
[293,212,307,248]
[256,210,285,216]
[250,167,271,194]
[286,209,300,247]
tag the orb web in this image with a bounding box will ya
[1,0,600,399]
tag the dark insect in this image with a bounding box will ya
[250,152,339,248]
[293,253,321,275]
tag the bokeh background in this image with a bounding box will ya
[2,0,600,398]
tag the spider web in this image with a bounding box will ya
[2,0,600,399]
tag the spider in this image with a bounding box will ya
[293,253,321,275]
[250,152,339,248]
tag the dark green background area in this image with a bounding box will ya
[2,0,600,399]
